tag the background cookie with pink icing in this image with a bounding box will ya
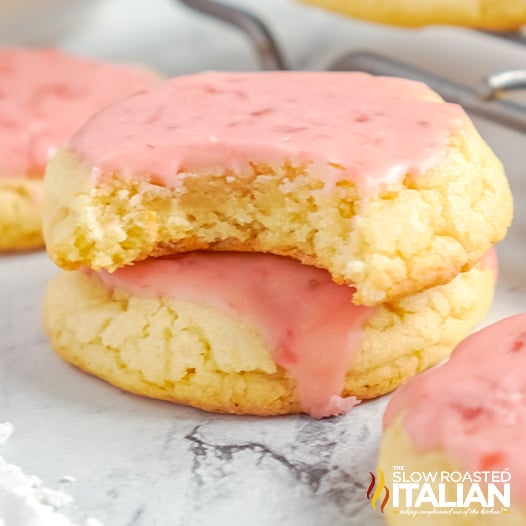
[0,47,158,251]
[379,313,526,524]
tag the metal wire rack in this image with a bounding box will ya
[178,0,526,133]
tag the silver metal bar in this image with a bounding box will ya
[177,0,287,70]
[485,70,526,95]
[480,30,526,45]
[330,51,526,133]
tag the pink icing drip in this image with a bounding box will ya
[69,72,466,192]
[0,48,158,178]
[95,252,372,418]
[384,312,526,501]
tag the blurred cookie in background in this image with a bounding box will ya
[0,47,159,251]
[299,0,526,29]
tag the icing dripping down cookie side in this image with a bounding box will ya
[95,252,371,418]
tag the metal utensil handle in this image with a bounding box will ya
[178,0,286,70]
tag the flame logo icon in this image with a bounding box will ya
[367,467,390,513]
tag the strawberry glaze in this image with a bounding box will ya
[96,252,372,418]
[69,71,466,192]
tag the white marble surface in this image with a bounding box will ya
[1,1,526,525]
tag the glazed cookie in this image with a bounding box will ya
[43,250,496,418]
[0,47,158,251]
[379,313,526,524]
[299,0,526,29]
[43,72,511,306]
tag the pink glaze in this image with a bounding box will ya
[70,72,466,192]
[384,313,526,501]
[96,252,372,418]
[0,48,158,178]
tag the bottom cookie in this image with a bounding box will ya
[43,252,495,417]
[0,178,43,251]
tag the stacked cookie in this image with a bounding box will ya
[0,47,158,251]
[42,72,512,417]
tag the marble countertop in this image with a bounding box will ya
[1,1,526,525]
